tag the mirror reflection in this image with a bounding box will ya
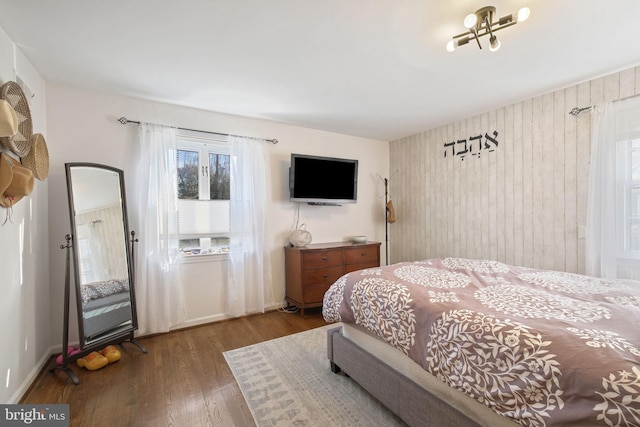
[66,164,135,346]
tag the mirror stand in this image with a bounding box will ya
[50,234,80,385]
[126,230,147,354]
[54,163,149,384]
[52,232,147,385]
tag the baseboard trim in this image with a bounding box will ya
[169,303,283,331]
[172,314,228,330]
[10,347,55,404]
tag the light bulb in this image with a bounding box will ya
[463,13,477,29]
[489,36,501,52]
[517,7,530,22]
[446,40,456,52]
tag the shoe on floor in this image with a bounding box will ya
[55,346,80,365]
[76,351,108,371]
[101,345,121,363]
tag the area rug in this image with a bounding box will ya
[223,324,406,426]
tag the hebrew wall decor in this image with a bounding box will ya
[444,130,499,161]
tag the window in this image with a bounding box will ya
[586,98,640,280]
[176,131,231,256]
[618,138,640,258]
[77,232,95,283]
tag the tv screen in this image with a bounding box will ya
[289,154,358,205]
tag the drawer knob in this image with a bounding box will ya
[323,274,329,278]
[361,252,366,256]
[322,256,328,261]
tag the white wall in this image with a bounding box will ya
[389,65,640,274]
[1,16,387,397]
[46,83,389,335]
[0,26,50,403]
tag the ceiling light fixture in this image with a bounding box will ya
[446,6,530,52]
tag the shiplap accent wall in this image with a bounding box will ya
[389,65,640,274]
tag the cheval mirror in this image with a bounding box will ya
[53,163,146,384]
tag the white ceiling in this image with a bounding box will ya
[69,166,122,214]
[1,1,639,141]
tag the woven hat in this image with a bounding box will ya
[0,99,18,137]
[0,152,34,207]
[21,133,49,180]
[0,81,33,157]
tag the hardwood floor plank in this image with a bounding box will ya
[21,310,327,427]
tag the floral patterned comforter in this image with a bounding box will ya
[322,258,640,427]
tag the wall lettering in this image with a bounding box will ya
[444,130,499,160]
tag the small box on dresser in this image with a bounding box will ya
[284,241,381,316]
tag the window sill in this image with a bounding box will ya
[180,252,230,264]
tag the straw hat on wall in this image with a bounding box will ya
[0,152,34,207]
[0,81,33,157]
[0,99,18,137]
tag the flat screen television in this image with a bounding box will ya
[289,153,358,205]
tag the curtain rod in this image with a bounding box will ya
[569,93,640,117]
[117,117,278,144]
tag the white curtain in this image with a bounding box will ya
[133,122,186,334]
[226,135,273,317]
[586,96,640,280]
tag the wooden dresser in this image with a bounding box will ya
[284,241,381,316]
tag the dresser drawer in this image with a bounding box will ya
[344,245,378,264]
[302,265,344,286]
[302,282,334,303]
[344,260,379,274]
[302,249,343,269]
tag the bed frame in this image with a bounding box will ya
[83,292,132,340]
[327,326,516,427]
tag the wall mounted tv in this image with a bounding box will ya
[289,153,358,205]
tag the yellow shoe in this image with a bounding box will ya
[101,345,121,363]
[76,351,109,371]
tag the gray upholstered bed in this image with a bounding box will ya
[327,324,518,426]
[323,258,640,426]
[83,292,132,339]
[80,279,132,340]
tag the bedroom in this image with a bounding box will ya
[1,1,639,425]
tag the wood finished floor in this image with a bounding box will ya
[21,309,328,427]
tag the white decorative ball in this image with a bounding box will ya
[290,226,312,247]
